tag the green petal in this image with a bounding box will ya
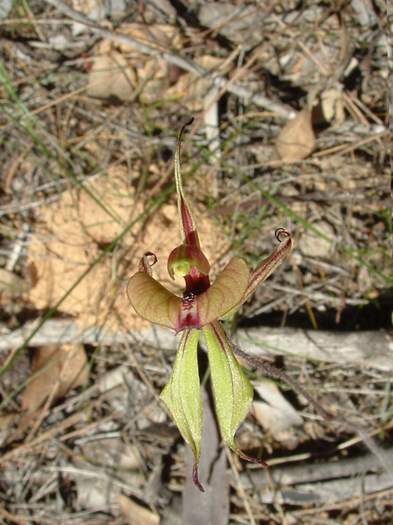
[198,257,250,324]
[127,272,180,330]
[203,321,253,452]
[160,329,202,463]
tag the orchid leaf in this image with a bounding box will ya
[160,329,202,466]
[127,272,180,330]
[198,257,250,324]
[203,322,253,452]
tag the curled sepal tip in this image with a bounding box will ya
[275,227,291,243]
[139,251,157,275]
[192,463,205,492]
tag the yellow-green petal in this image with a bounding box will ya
[160,329,202,463]
[127,272,180,330]
[197,257,250,325]
[203,321,253,452]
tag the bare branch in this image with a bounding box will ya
[1,320,393,371]
[233,345,332,421]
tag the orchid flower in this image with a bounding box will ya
[127,119,293,491]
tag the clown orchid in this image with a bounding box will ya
[127,119,293,491]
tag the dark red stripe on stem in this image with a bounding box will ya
[192,463,205,492]
[246,235,293,294]
[180,197,197,242]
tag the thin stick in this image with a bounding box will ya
[233,345,332,421]
[226,449,257,525]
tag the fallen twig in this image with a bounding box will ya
[2,319,392,371]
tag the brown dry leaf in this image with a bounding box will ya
[21,344,88,413]
[27,165,229,331]
[117,495,160,525]
[87,24,182,103]
[275,109,315,162]
[88,53,137,101]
